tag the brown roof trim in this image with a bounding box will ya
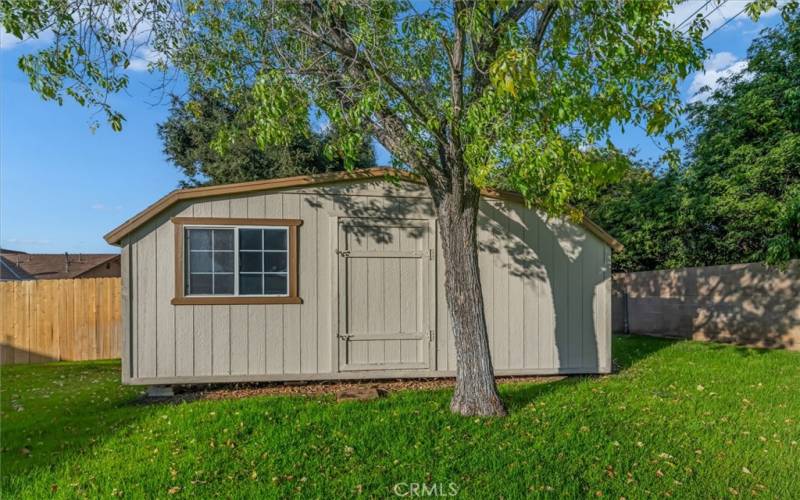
[105,167,622,251]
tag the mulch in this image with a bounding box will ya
[137,375,566,405]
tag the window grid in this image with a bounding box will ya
[186,228,235,296]
[185,226,289,297]
[238,228,289,296]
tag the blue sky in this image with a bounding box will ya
[0,1,787,253]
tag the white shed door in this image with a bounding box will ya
[336,219,434,371]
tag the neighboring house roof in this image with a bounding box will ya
[104,167,623,251]
[0,252,120,280]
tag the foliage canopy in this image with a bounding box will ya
[581,12,800,271]
[158,90,375,187]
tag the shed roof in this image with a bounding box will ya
[104,167,622,251]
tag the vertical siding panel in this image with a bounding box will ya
[212,198,231,376]
[477,204,494,366]
[120,244,131,379]
[249,193,268,374]
[263,193,283,374]
[248,305,266,374]
[537,211,556,369]
[192,201,213,375]
[507,205,525,370]
[491,203,509,369]
[582,239,597,370]
[366,215,386,364]
[316,197,332,374]
[398,226,417,364]
[175,306,194,376]
[230,197,249,375]
[212,306,231,375]
[175,204,194,377]
[299,194,318,373]
[230,306,249,375]
[282,194,301,374]
[137,231,157,378]
[383,225,402,364]
[552,223,568,369]
[155,221,175,377]
[194,307,213,375]
[351,227,370,365]
[594,244,612,372]
[130,243,138,376]
[567,238,583,368]
[522,210,540,369]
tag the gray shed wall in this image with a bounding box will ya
[121,179,611,384]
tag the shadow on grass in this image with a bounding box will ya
[501,377,586,413]
[612,334,677,371]
[500,335,678,414]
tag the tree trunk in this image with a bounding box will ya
[435,185,507,417]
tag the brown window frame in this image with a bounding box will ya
[171,217,302,305]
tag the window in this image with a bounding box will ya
[172,217,301,305]
[238,228,288,295]
[185,228,235,295]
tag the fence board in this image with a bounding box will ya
[0,278,122,364]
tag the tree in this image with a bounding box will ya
[159,89,375,187]
[580,11,800,272]
[578,163,686,273]
[9,0,786,416]
[681,11,800,267]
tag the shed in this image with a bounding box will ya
[105,168,620,385]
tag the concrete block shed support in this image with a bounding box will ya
[146,385,174,398]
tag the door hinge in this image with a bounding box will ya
[336,249,350,257]
[428,330,434,341]
[428,249,434,260]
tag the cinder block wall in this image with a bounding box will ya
[612,260,800,350]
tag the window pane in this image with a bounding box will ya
[239,274,263,295]
[239,229,262,250]
[189,251,212,272]
[264,252,287,273]
[213,251,234,272]
[214,274,234,294]
[213,229,234,250]
[188,229,212,250]
[264,229,287,250]
[189,273,212,294]
[265,274,288,295]
[239,252,262,272]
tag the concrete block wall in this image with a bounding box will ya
[612,260,800,350]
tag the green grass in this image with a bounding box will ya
[2,336,798,498]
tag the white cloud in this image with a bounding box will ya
[127,45,165,72]
[1,26,52,51]
[687,51,750,102]
[666,0,783,35]
[0,27,22,50]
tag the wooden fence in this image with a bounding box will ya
[0,278,122,364]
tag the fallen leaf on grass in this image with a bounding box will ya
[168,486,181,495]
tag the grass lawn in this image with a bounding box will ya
[2,336,798,498]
